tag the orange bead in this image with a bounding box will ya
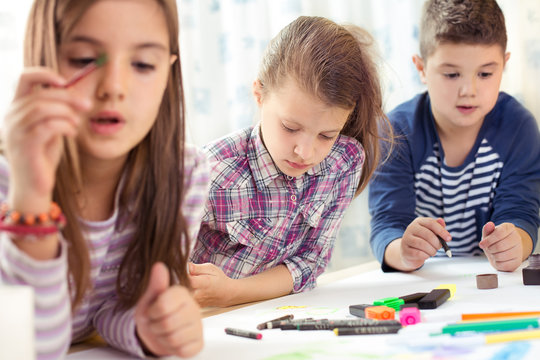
[23,214,36,226]
[38,212,49,224]
[50,202,61,220]
[9,211,21,223]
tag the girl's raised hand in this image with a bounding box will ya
[2,68,89,209]
[135,262,203,358]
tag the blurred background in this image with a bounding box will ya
[1,0,539,271]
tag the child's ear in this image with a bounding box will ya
[412,55,427,84]
[252,80,264,107]
[504,52,511,66]
[170,54,178,65]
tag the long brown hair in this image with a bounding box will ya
[257,16,393,195]
[24,0,190,310]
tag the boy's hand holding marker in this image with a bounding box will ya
[135,262,203,358]
[393,217,452,271]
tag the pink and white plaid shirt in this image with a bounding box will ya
[191,124,364,292]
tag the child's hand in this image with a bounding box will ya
[480,222,523,272]
[2,68,89,207]
[399,217,452,270]
[135,262,203,358]
[189,262,235,307]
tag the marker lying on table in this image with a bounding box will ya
[224,327,262,340]
[62,53,107,88]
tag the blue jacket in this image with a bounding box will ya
[369,92,540,270]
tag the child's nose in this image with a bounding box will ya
[293,137,315,161]
[96,60,127,101]
[458,77,477,97]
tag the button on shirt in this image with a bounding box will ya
[191,124,364,292]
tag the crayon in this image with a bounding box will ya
[333,325,402,336]
[257,314,294,330]
[224,327,262,340]
[268,318,317,329]
[297,319,401,331]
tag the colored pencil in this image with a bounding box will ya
[462,311,540,321]
[441,318,540,335]
[63,53,107,88]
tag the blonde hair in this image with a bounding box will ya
[257,16,393,195]
[24,0,191,310]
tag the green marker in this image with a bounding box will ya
[441,318,540,335]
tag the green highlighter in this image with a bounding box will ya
[441,318,540,335]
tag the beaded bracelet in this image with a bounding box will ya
[0,201,66,237]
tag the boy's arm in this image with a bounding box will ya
[490,103,540,258]
[368,126,418,271]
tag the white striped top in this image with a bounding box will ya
[415,140,503,256]
[0,145,209,359]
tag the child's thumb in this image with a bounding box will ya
[482,221,496,239]
[138,262,170,309]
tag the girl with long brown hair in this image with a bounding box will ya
[0,0,207,358]
[189,16,392,307]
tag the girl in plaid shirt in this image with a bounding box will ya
[190,16,392,307]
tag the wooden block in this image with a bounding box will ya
[476,273,498,289]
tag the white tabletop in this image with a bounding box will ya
[69,256,540,360]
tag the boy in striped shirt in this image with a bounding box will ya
[369,0,540,272]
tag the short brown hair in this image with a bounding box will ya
[419,0,507,59]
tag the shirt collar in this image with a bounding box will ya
[247,123,283,189]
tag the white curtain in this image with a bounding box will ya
[1,0,539,270]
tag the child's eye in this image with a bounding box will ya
[69,57,96,68]
[281,123,298,133]
[319,134,335,141]
[479,72,493,79]
[132,62,155,72]
[444,73,459,79]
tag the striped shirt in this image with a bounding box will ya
[191,124,363,292]
[414,140,502,255]
[0,145,209,359]
[369,92,540,270]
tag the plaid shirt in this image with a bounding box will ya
[191,124,363,292]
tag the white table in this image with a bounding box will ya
[69,257,540,359]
